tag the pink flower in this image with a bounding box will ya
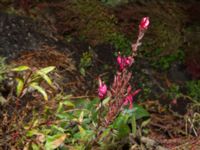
[117,54,125,70]
[125,56,134,66]
[123,89,141,109]
[139,17,150,30]
[117,54,123,68]
[98,78,107,100]
[117,53,134,71]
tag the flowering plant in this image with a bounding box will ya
[10,17,150,149]
[98,17,150,127]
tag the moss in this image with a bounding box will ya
[186,80,200,101]
[150,49,185,71]
[107,33,131,55]
[72,0,122,46]
[0,57,8,83]
[114,1,187,59]
[141,2,186,56]
[45,0,130,51]
[79,50,93,76]
[101,0,129,7]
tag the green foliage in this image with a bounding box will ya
[79,50,93,76]
[143,2,185,53]
[108,33,131,55]
[186,80,200,101]
[45,134,67,150]
[0,57,8,83]
[15,78,24,97]
[166,84,181,99]
[56,0,116,45]
[164,80,200,103]
[11,65,30,72]
[101,0,129,7]
[21,94,149,149]
[150,49,185,70]
[30,82,48,101]
[12,65,55,100]
[112,104,149,138]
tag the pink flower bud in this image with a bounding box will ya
[117,54,124,70]
[139,17,150,30]
[117,53,134,71]
[117,52,122,64]
[98,78,107,100]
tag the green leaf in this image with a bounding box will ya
[113,114,128,128]
[102,97,110,106]
[56,94,72,101]
[79,111,84,123]
[26,129,39,137]
[86,98,99,110]
[32,143,40,150]
[99,128,111,142]
[35,70,53,86]
[45,134,66,150]
[38,66,55,74]
[30,82,48,101]
[131,115,137,137]
[72,99,90,108]
[42,129,52,135]
[112,114,130,138]
[80,67,85,76]
[12,65,30,72]
[123,104,150,120]
[73,145,86,150]
[51,125,65,133]
[56,113,70,120]
[74,127,94,142]
[62,100,75,108]
[141,118,151,128]
[78,125,85,134]
[16,78,24,97]
[133,104,150,120]
[56,102,63,113]
[32,119,39,127]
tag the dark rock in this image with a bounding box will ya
[0,12,70,58]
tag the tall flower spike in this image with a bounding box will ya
[98,78,107,100]
[139,17,150,30]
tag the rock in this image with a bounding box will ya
[0,12,69,58]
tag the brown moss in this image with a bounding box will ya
[11,45,76,72]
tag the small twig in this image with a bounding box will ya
[70,95,96,99]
